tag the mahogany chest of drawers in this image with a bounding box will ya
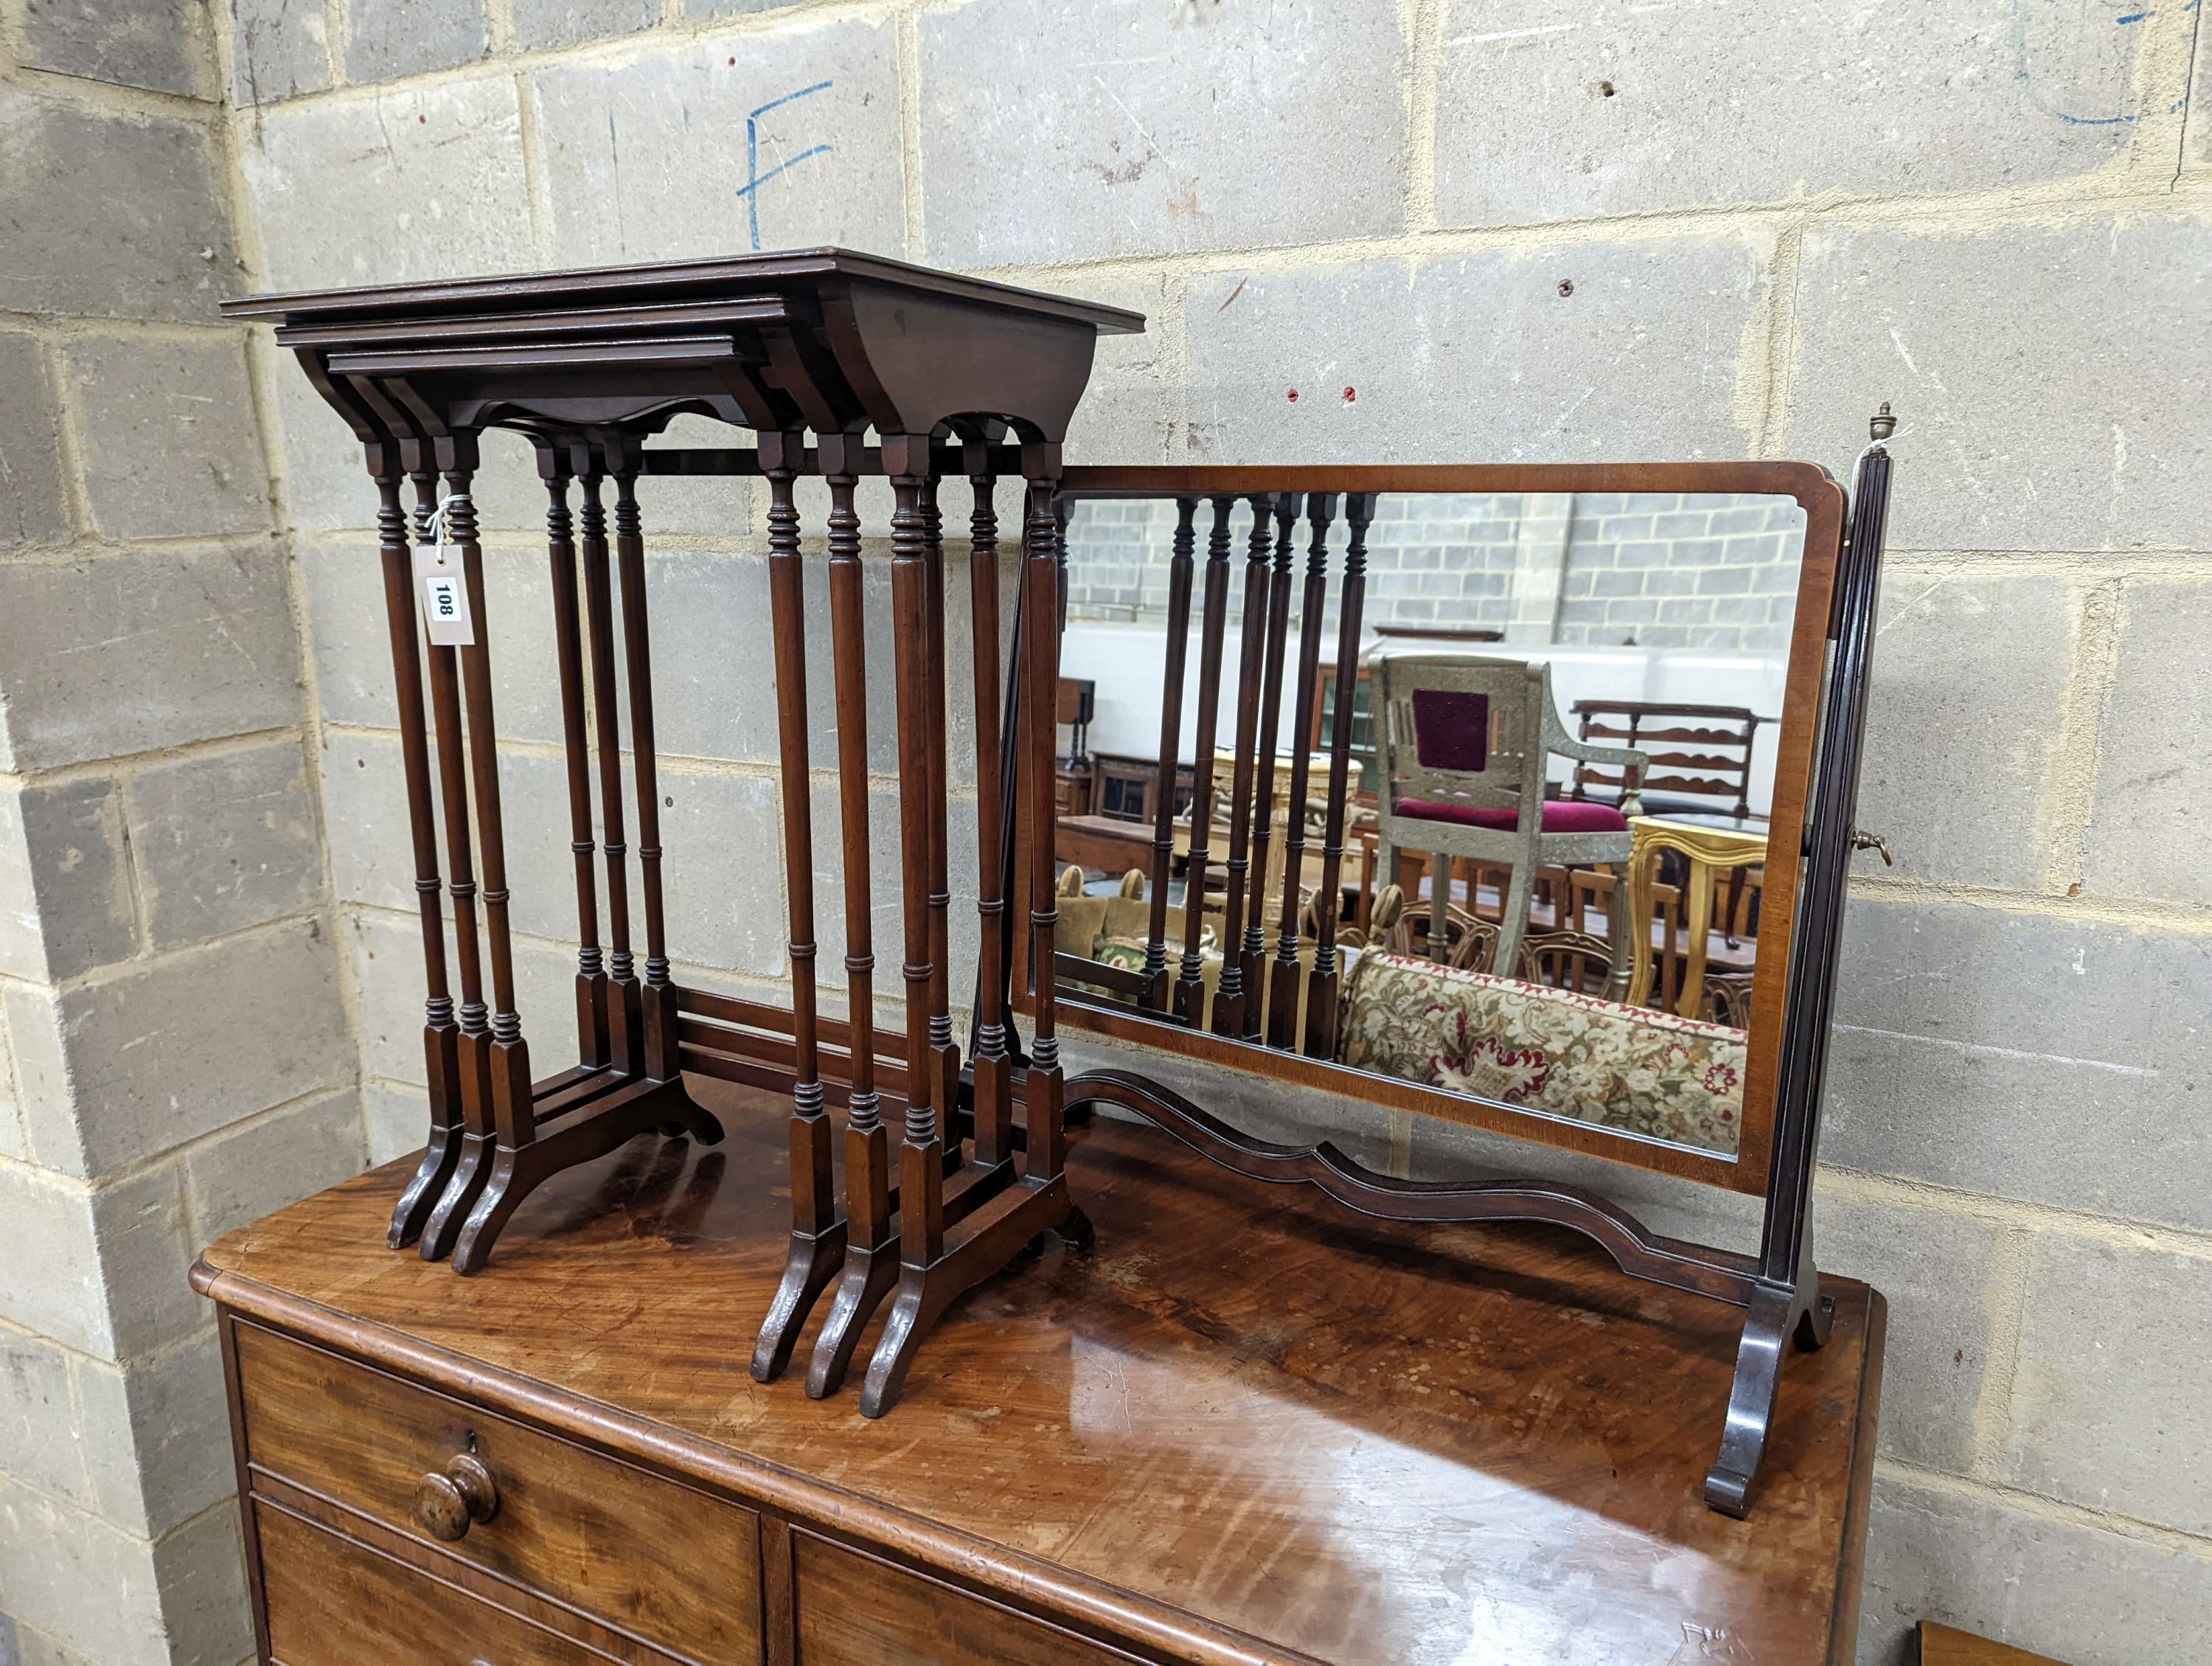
[195,1084,1882,1665]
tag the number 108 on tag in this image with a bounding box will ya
[420,573,476,646]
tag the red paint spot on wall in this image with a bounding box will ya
[1287,389,1300,402]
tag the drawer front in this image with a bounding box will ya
[235,1322,759,1665]
[260,1502,627,1666]
[793,1533,1150,1666]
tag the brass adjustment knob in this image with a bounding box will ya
[413,1453,498,1542]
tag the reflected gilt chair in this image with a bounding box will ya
[1369,653,1649,980]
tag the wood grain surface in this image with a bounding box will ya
[199,1080,1883,1666]
[1916,1620,2072,1666]
[257,1500,677,1666]
[235,1322,759,1663]
[794,1533,1143,1666]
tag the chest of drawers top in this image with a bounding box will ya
[198,1083,1883,1666]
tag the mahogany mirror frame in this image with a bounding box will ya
[1045,459,1846,1199]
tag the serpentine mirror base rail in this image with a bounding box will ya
[225,249,1895,1517]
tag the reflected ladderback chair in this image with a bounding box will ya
[1370,653,1649,979]
[1568,701,1768,823]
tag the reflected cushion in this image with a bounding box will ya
[1336,951,1744,1155]
[1410,689,1489,771]
[1396,796,1629,833]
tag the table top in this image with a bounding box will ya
[1631,814,1772,851]
[197,1081,1882,1666]
[220,246,1147,333]
[223,247,1144,448]
[1916,1621,2071,1666]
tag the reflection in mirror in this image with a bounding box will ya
[1050,490,1809,1160]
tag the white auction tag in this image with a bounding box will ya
[413,544,476,646]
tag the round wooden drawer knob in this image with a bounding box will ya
[413,1454,499,1542]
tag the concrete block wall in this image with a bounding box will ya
[2,0,2202,1661]
[1556,492,1804,652]
[1062,489,1804,650]
[0,5,361,1662]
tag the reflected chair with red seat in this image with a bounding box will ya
[1368,652,1649,979]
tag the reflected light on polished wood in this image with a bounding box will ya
[198,1081,1882,1665]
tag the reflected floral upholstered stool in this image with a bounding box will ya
[1338,949,1747,1155]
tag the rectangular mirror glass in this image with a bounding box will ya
[1047,476,1833,1187]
